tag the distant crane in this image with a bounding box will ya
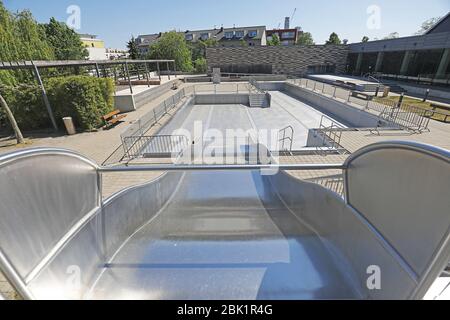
[280,8,297,29]
[277,8,297,29]
[291,8,297,24]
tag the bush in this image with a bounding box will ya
[1,75,115,132]
[0,86,50,130]
[194,57,207,74]
[47,75,115,131]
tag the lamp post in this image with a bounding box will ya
[423,89,430,102]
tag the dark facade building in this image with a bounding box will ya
[347,12,450,85]
[206,45,349,75]
[266,28,299,45]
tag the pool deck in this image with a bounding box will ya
[308,74,375,86]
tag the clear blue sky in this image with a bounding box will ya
[4,0,450,49]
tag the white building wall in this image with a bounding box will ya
[86,47,107,60]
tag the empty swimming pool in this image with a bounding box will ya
[156,91,346,152]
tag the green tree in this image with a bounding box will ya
[194,57,207,74]
[190,38,218,61]
[43,18,88,60]
[202,38,218,48]
[296,32,314,45]
[0,2,55,84]
[14,10,54,61]
[127,36,139,60]
[384,32,399,40]
[361,36,369,43]
[267,34,281,46]
[240,39,248,47]
[149,31,193,72]
[326,32,341,45]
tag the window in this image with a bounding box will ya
[248,30,257,38]
[307,64,336,74]
[281,32,295,39]
[235,30,244,38]
[185,34,193,41]
[200,33,209,40]
[224,31,234,39]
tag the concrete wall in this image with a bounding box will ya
[194,93,250,105]
[282,82,385,128]
[206,45,349,76]
[114,80,180,112]
[86,47,107,60]
[134,80,180,109]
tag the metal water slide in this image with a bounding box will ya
[0,141,449,300]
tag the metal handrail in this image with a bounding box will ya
[315,115,346,154]
[377,105,432,133]
[293,77,433,133]
[362,73,383,85]
[123,135,189,159]
[248,77,266,94]
[99,163,346,172]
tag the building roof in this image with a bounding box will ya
[349,31,450,53]
[136,33,161,47]
[137,26,266,46]
[183,26,266,43]
[78,33,99,39]
[425,12,450,35]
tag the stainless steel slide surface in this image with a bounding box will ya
[90,170,358,300]
[0,142,449,300]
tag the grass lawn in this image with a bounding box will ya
[373,96,450,123]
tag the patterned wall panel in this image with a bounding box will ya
[206,45,349,75]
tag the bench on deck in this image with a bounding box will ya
[431,103,450,112]
[102,110,127,128]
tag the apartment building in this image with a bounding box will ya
[266,28,299,46]
[183,26,267,47]
[136,26,267,55]
[136,33,161,56]
[79,34,107,60]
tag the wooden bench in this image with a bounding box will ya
[102,110,127,128]
[431,103,450,112]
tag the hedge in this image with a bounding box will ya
[1,75,115,132]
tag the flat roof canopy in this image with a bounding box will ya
[0,59,175,70]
